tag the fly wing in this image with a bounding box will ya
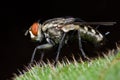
[71,22,116,26]
[42,17,78,31]
[42,17,78,25]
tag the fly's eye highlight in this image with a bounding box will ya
[30,22,39,36]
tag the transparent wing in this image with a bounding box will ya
[72,22,116,26]
[42,17,77,25]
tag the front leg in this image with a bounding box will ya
[55,32,67,65]
[31,43,53,63]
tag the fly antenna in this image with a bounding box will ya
[24,30,29,36]
[37,19,41,23]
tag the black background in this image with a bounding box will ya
[0,0,120,80]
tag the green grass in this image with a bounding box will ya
[13,51,120,80]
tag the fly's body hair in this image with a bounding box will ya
[41,17,104,45]
[25,17,116,65]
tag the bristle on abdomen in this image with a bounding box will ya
[79,25,104,43]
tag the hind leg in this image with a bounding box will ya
[78,30,90,60]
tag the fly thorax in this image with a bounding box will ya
[43,26,63,44]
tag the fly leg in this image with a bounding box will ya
[78,30,90,61]
[95,25,100,30]
[31,43,53,63]
[40,51,44,62]
[55,32,67,65]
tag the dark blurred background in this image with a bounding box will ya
[0,0,120,80]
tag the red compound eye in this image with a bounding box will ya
[31,22,39,36]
